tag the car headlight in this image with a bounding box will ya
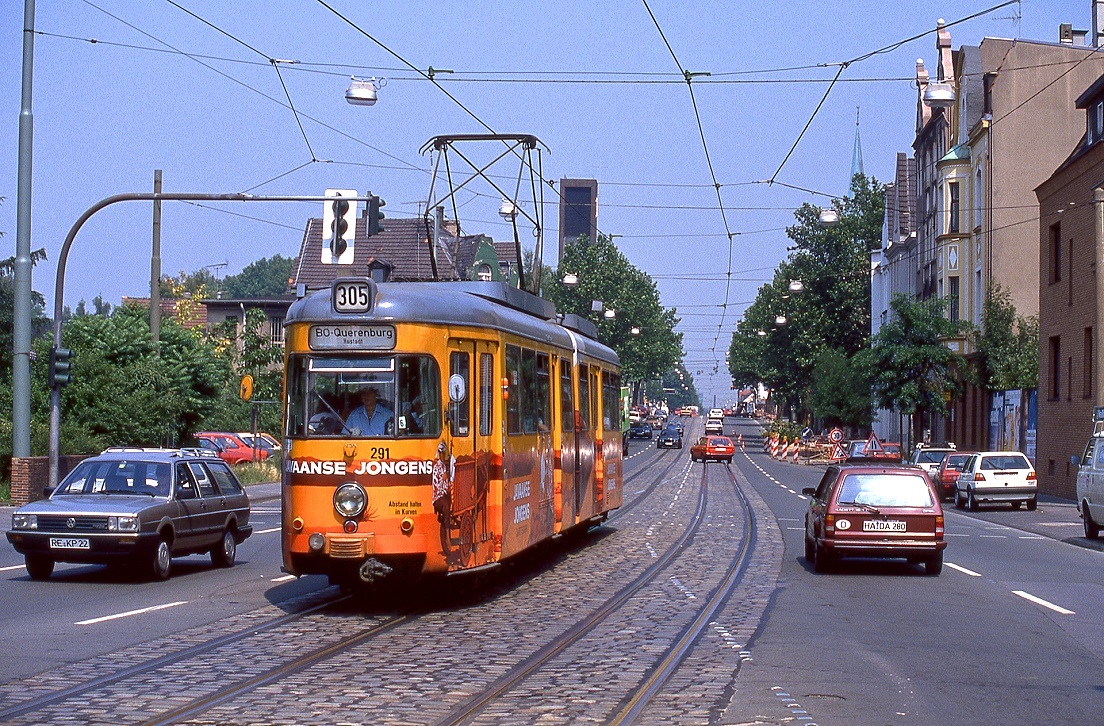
[12,513,36,530]
[334,482,367,518]
[108,516,139,532]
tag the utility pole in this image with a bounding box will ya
[12,0,36,460]
[151,170,162,346]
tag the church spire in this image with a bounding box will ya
[851,106,864,181]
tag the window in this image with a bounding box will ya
[974,169,983,229]
[1087,328,1095,399]
[948,276,960,322]
[1069,238,1075,306]
[601,372,621,432]
[506,345,521,435]
[949,181,960,234]
[449,351,470,437]
[578,364,591,430]
[270,316,284,344]
[188,463,216,497]
[1069,356,1074,401]
[505,346,550,435]
[560,360,574,433]
[529,351,551,433]
[1049,336,1061,400]
[1050,222,1062,284]
[479,353,494,436]
[1096,101,1104,142]
[208,463,243,494]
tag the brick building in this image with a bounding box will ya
[1035,73,1104,498]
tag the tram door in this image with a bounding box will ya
[575,363,597,521]
[558,358,577,528]
[446,341,495,567]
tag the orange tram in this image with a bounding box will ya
[281,278,623,587]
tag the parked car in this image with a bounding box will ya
[238,432,281,454]
[1076,429,1104,537]
[657,425,683,449]
[909,444,957,477]
[629,421,653,440]
[934,451,976,500]
[704,418,724,435]
[954,451,1037,511]
[846,439,903,463]
[690,436,735,463]
[803,464,946,575]
[6,447,253,580]
[195,432,269,465]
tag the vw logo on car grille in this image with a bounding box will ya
[66,518,76,529]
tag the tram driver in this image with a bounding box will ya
[347,385,393,436]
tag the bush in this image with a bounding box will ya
[234,459,280,486]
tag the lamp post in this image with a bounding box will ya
[345,77,386,106]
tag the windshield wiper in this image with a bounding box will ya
[839,501,881,515]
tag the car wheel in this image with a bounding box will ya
[1026,497,1037,511]
[967,489,978,511]
[813,542,832,573]
[726,457,733,463]
[25,555,54,580]
[804,533,815,562]
[954,489,964,509]
[1010,500,1022,510]
[924,551,943,576]
[1084,503,1100,539]
[210,528,237,568]
[151,537,172,581]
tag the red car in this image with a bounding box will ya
[195,432,269,466]
[935,451,976,500]
[803,464,947,575]
[690,436,735,463]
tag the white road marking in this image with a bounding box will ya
[0,564,26,572]
[254,527,281,535]
[76,600,188,626]
[946,533,970,537]
[271,574,296,582]
[1018,535,1046,540]
[945,562,981,577]
[979,535,1007,538]
[1035,522,1082,527]
[1012,590,1075,615]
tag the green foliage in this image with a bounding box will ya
[868,294,970,420]
[729,174,885,417]
[200,307,283,434]
[159,269,215,299]
[809,346,872,428]
[974,283,1038,391]
[232,459,280,485]
[221,255,294,298]
[643,364,700,409]
[544,234,682,384]
[763,419,802,440]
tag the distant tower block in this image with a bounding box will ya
[558,178,598,262]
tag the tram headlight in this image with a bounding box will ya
[334,482,367,518]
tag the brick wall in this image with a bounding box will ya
[10,456,90,506]
[1036,141,1104,500]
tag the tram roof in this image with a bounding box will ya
[286,281,620,366]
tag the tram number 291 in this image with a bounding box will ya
[332,278,374,314]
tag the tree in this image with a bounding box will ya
[543,234,682,384]
[0,248,50,374]
[808,346,872,430]
[199,307,284,434]
[867,294,970,442]
[221,255,294,298]
[974,283,1038,391]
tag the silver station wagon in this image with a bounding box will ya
[6,448,252,581]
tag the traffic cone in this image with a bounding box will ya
[738,434,745,451]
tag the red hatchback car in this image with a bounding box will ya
[690,436,735,463]
[935,451,976,500]
[803,464,947,575]
[195,432,269,466]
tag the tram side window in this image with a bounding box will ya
[602,372,620,432]
[506,345,522,435]
[521,350,550,433]
[590,369,599,432]
[578,364,591,431]
[560,360,574,433]
[479,353,494,436]
[398,356,441,438]
[449,352,471,437]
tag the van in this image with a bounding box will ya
[1074,413,1104,538]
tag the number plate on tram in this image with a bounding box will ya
[862,520,906,532]
[49,537,90,550]
[331,278,375,314]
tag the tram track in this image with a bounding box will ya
[0,445,688,726]
[436,457,753,726]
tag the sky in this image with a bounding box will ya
[0,0,1089,404]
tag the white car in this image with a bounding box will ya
[909,445,957,477]
[704,418,724,435]
[708,408,724,420]
[1075,433,1104,538]
[954,451,1037,511]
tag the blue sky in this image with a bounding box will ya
[0,0,1086,402]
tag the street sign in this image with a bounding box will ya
[831,443,847,461]
[829,428,844,443]
[321,189,358,265]
[862,431,885,455]
[801,427,813,439]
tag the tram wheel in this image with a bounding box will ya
[458,510,476,567]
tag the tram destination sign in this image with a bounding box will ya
[309,324,396,351]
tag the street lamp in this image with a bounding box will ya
[498,198,518,221]
[774,315,787,326]
[631,326,641,335]
[788,279,804,293]
[345,77,386,106]
[604,308,616,319]
[818,208,839,226]
[562,272,578,287]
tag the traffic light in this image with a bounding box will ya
[49,346,72,388]
[321,189,357,265]
[367,194,386,237]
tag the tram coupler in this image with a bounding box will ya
[359,558,394,583]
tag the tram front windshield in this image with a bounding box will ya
[286,355,441,439]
